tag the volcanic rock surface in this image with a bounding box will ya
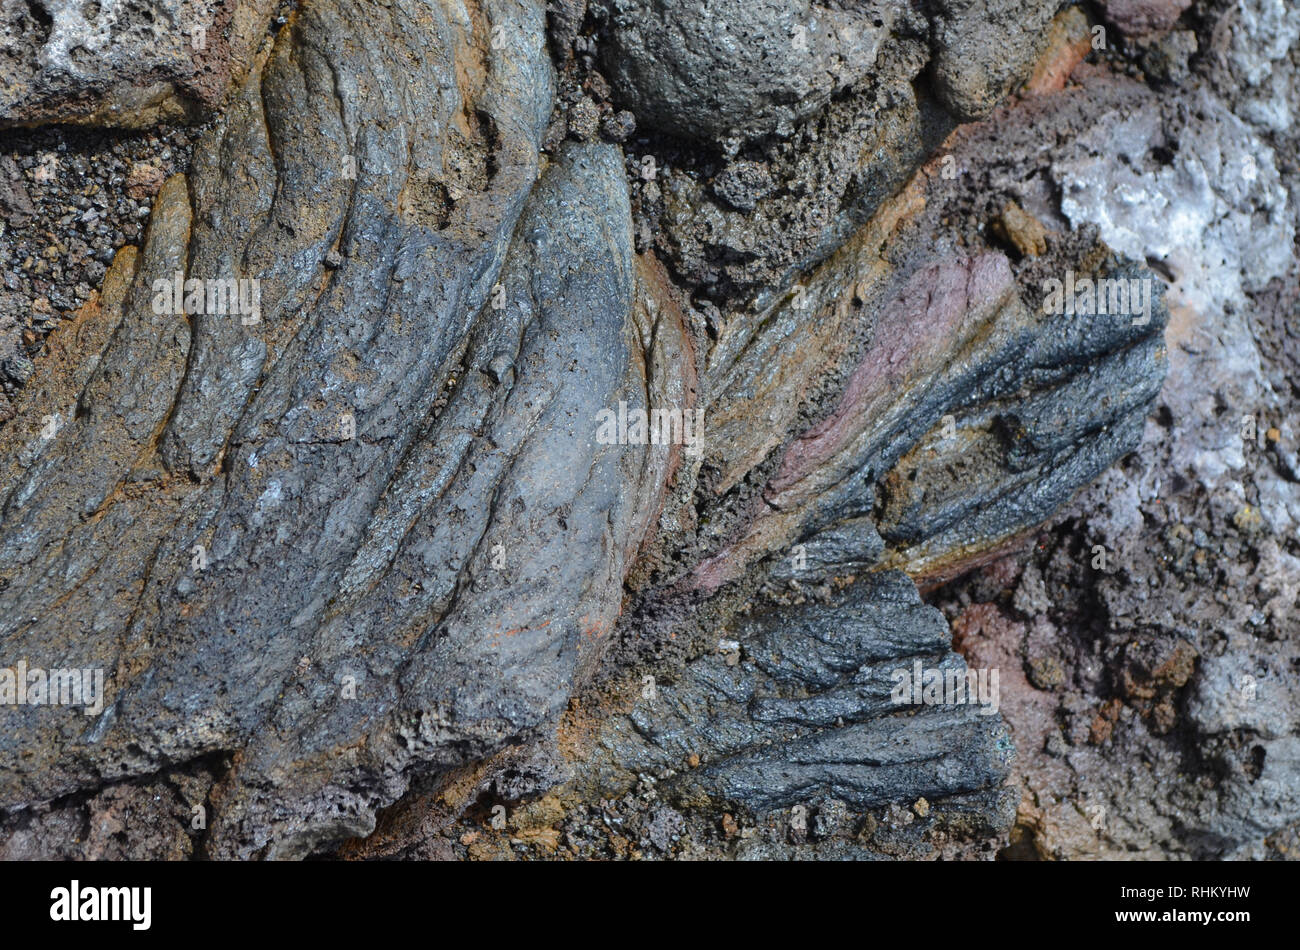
[1,0,280,127]
[0,0,1294,861]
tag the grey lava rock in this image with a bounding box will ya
[0,0,279,128]
[0,0,570,858]
[712,160,775,213]
[0,0,1288,864]
[594,0,906,142]
[927,0,1059,121]
[589,572,1015,820]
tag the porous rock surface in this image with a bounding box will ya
[0,0,1291,861]
[1,0,279,127]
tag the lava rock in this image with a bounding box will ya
[927,0,1059,121]
[1099,0,1193,38]
[594,0,904,142]
[0,0,279,128]
[578,572,1016,829]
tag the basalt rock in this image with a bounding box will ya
[677,174,1167,595]
[595,0,1063,142]
[655,68,953,305]
[926,0,1060,121]
[1,0,583,857]
[0,0,279,128]
[1097,0,1193,39]
[593,0,910,143]
[576,572,1015,822]
[0,0,1199,861]
[618,0,1065,306]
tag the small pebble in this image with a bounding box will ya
[567,98,601,142]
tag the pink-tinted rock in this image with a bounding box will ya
[1100,0,1193,37]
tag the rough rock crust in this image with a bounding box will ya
[1,0,1293,861]
[0,0,280,128]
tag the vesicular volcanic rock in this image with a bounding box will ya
[0,0,279,127]
[2,0,1285,862]
[594,0,907,142]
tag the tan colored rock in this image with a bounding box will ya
[991,202,1049,258]
[1025,7,1094,97]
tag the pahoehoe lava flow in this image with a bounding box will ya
[0,0,1296,861]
